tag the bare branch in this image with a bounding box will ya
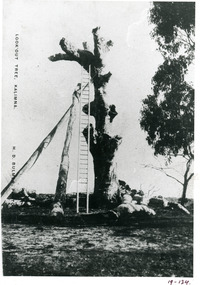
[48,53,76,62]
[163,172,183,185]
[147,185,160,198]
[176,28,194,49]
[142,163,183,185]
[59,38,80,58]
[187,173,194,183]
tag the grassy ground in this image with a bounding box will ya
[2,214,193,276]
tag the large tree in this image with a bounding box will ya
[49,27,121,206]
[140,2,195,205]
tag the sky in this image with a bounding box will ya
[2,0,195,199]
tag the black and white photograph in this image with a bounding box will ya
[1,0,197,281]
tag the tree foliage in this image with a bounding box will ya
[149,2,195,62]
[140,57,194,160]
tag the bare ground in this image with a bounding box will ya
[2,218,193,276]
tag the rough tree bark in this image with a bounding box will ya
[49,27,122,205]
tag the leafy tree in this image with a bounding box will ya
[140,2,195,204]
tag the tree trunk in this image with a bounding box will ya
[180,157,193,205]
[181,182,188,205]
[54,85,80,206]
[49,27,122,206]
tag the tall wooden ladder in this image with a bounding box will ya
[77,66,91,214]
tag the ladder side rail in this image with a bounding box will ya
[76,69,83,213]
[86,65,91,214]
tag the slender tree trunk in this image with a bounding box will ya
[181,182,188,205]
[180,157,194,205]
[54,85,80,206]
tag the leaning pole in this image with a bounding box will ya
[53,84,81,209]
